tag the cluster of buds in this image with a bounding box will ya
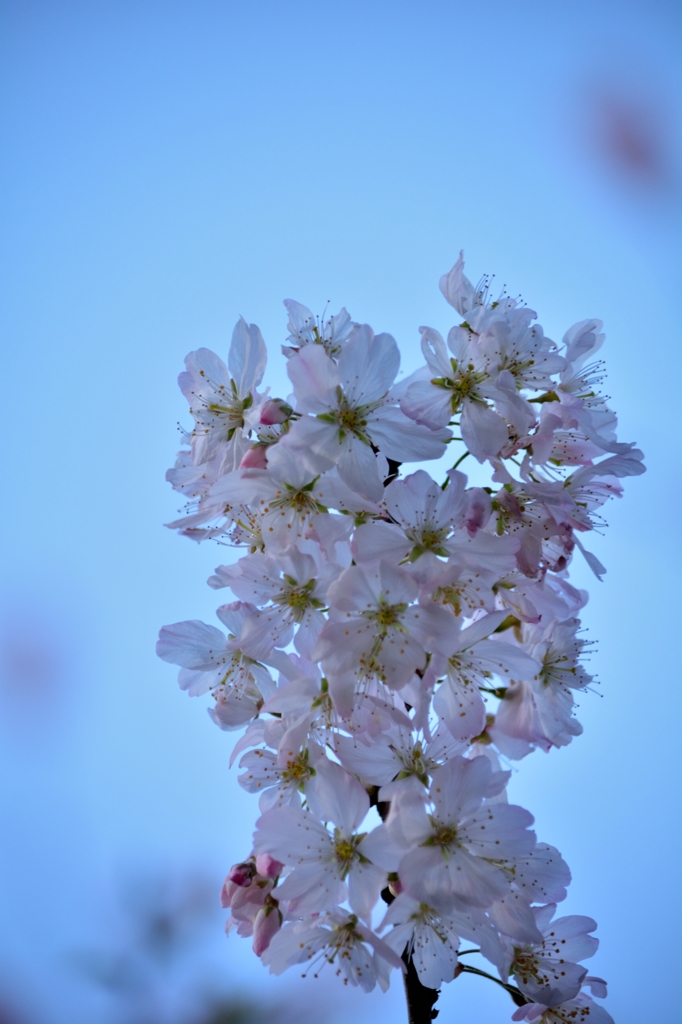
[221,854,283,956]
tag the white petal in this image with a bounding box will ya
[308,759,370,834]
[412,923,458,988]
[369,406,450,462]
[253,806,330,862]
[358,825,404,872]
[348,861,386,919]
[286,343,340,413]
[156,620,226,669]
[337,439,383,501]
[335,734,400,786]
[439,252,476,314]
[351,522,411,565]
[400,380,453,429]
[460,399,508,462]
[338,326,400,405]
[433,676,487,742]
[228,317,267,394]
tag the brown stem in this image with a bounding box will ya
[458,964,528,1007]
[402,951,440,1023]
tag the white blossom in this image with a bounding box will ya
[282,299,356,359]
[315,560,452,690]
[387,756,536,911]
[210,546,340,659]
[179,318,267,465]
[379,893,503,988]
[282,325,450,499]
[512,990,614,1024]
[158,255,642,1012]
[502,903,598,1007]
[262,908,404,992]
[253,759,386,919]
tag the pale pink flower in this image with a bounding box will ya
[179,318,267,465]
[210,546,340,659]
[156,604,282,728]
[252,903,283,956]
[314,561,452,691]
[210,445,352,554]
[512,991,613,1024]
[400,325,512,462]
[388,756,536,911]
[158,256,642,1022]
[253,760,386,919]
[237,715,326,811]
[282,325,449,499]
[502,903,598,1007]
[427,611,540,743]
[261,908,404,992]
[335,722,464,794]
[282,299,355,359]
[379,893,503,988]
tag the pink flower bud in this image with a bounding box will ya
[239,446,269,470]
[228,861,255,887]
[388,876,403,897]
[233,916,255,938]
[255,854,284,879]
[463,487,492,536]
[252,905,282,956]
[220,878,240,908]
[231,879,272,913]
[260,399,289,425]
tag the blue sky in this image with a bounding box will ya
[0,2,680,1021]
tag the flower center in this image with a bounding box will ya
[203,379,254,436]
[512,951,541,979]
[338,404,365,433]
[434,583,468,616]
[274,577,321,622]
[539,650,572,687]
[281,751,314,785]
[334,833,361,877]
[364,600,407,633]
[316,387,373,442]
[425,822,458,848]
[431,358,488,411]
[271,484,324,517]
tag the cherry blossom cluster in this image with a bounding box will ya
[158,254,644,1021]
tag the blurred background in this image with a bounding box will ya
[0,1,680,1021]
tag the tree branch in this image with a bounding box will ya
[458,964,528,1007]
[402,951,440,1023]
